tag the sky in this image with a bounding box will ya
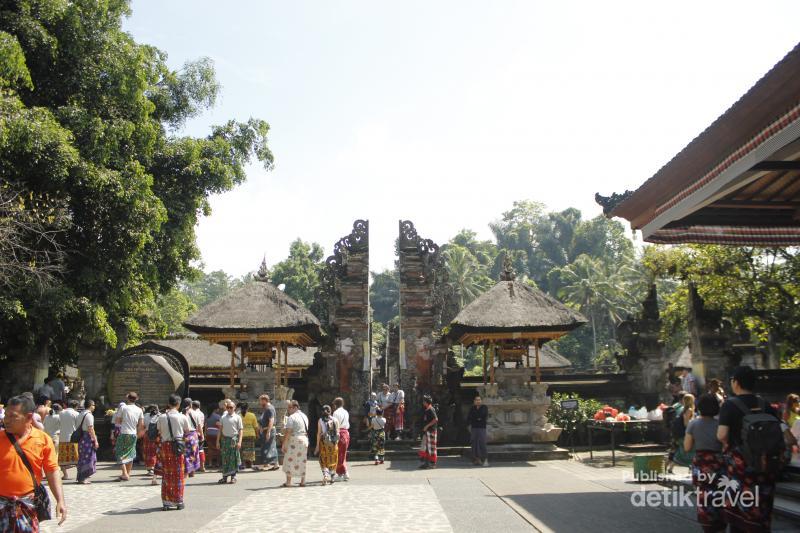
[125,1,800,276]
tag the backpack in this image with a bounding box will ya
[670,411,686,440]
[730,396,785,474]
[147,418,159,440]
[322,419,339,444]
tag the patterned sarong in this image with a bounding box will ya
[721,448,777,532]
[394,404,405,432]
[205,433,220,467]
[241,435,256,463]
[335,428,350,475]
[143,434,159,469]
[419,428,438,464]
[220,436,241,477]
[58,442,79,466]
[384,405,396,436]
[282,435,308,478]
[0,495,37,533]
[77,432,96,482]
[183,430,200,474]
[319,440,338,476]
[692,450,724,533]
[370,428,386,459]
[115,433,137,465]
[261,428,278,465]
[160,442,185,506]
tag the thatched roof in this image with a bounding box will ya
[532,344,573,369]
[449,279,586,340]
[182,277,322,341]
[146,339,318,370]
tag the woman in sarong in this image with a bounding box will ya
[418,395,438,469]
[314,405,339,484]
[393,383,405,439]
[685,394,724,533]
[158,394,191,510]
[143,406,160,482]
[218,400,243,484]
[182,399,201,477]
[239,402,259,469]
[282,400,310,487]
[204,404,223,469]
[76,400,98,484]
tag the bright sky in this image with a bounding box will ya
[125,1,800,276]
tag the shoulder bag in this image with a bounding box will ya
[70,412,88,444]
[167,414,186,456]
[7,432,52,521]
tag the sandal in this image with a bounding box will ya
[217,478,227,484]
[280,482,291,488]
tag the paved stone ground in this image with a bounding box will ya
[38,454,797,532]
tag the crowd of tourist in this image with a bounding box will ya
[663,365,799,532]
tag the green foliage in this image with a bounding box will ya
[269,240,325,308]
[370,269,399,324]
[546,392,603,434]
[0,0,272,367]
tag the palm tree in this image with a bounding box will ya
[444,245,490,310]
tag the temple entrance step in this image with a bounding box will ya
[351,438,418,450]
[477,444,570,462]
[347,446,468,461]
[775,481,800,524]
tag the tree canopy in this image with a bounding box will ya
[0,0,272,367]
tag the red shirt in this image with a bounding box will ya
[0,427,59,498]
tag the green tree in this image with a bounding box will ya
[370,269,399,324]
[0,0,273,370]
[442,244,492,310]
[269,240,325,308]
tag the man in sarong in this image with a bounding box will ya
[332,397,351,481]
[718,366,782,532]
[418,395,438,469]
[0,395,67,530]
[114,392,144,481]
[157,394,190,510]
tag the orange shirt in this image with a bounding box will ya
[0,427,59,498]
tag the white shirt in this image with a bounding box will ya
[44,414,61,438]
[285,411,309,437]
[59,408,79,441]
[157,411,190,441]
[188,408,205,431]
[378,391,393,409]
[332,407,350,430]
[116,403,144,435]
[371,415,386,430]
[393,389,405,404]
[80,411,94,430]
[219,412,243,437]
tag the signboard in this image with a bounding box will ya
[108,353,186,406]
[560,399,579,411]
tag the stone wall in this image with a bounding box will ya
[318,220,371,412]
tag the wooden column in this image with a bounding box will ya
[526,343,531,369]
[482,344,487,385]
[490,343,496,384]
[534,341,541,384]
[283,342,289,387]
[229,341,237,389]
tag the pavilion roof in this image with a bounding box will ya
[147,338,317,370]
[182,273,322,344]
[448,278,586,344]
[598,41,800,244]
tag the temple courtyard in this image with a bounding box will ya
[41,455,798,532]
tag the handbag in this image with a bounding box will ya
[167,413,185,456]
[70,412,88,444]
[7,432,52,521]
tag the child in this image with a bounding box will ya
[370,407,386,465]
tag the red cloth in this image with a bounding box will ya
[335,428,349,475]
[395,404,405,431]
[419,429,438,463]
[143,435,159,469]
[383,405,395,435]
[159,443,185,505]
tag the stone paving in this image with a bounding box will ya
[197,484,453,533]
[34,455,798,532]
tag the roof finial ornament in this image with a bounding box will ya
[255,256,270,282]
[500,254,516,281]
